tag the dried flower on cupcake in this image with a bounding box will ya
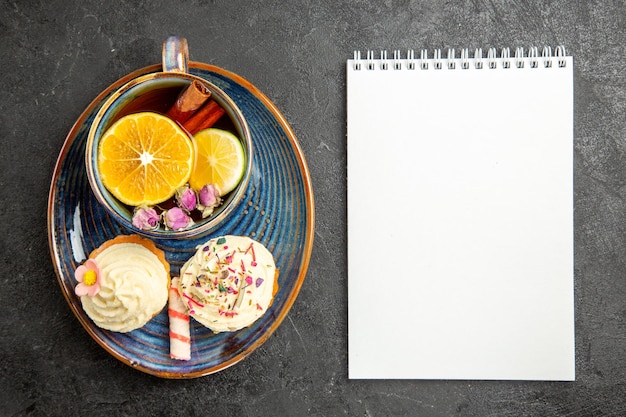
[74,259,102,297]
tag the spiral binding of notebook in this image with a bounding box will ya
[350,46,568,71]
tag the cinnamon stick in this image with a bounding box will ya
[166,80,211,124]
[182,100,226,135]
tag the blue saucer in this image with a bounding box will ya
[48,63,315,378]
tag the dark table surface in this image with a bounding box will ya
[2,1,626,416]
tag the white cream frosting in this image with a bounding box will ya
[81,242,169,332]
[178,235,277,333]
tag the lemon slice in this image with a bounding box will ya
[190,128,245,195]
[97,112,194,206]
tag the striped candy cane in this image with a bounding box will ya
[168,277,191,360]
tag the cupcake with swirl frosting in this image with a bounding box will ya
[75,235,170,333]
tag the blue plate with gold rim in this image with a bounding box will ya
[48,62,315,378]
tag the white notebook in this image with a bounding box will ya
[347,47,574,380]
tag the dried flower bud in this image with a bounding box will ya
[132,206,160,231]
[199,184,219,206]
[176,185,197,212]
[198,184,222,218]
[164,207,193,231]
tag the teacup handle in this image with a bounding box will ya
[162,36,189,73]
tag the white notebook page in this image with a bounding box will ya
[347,50,574,380]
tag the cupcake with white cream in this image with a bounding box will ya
[74,235,170,332]
[177,235,278,333]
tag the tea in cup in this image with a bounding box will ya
[85,36,252,239]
